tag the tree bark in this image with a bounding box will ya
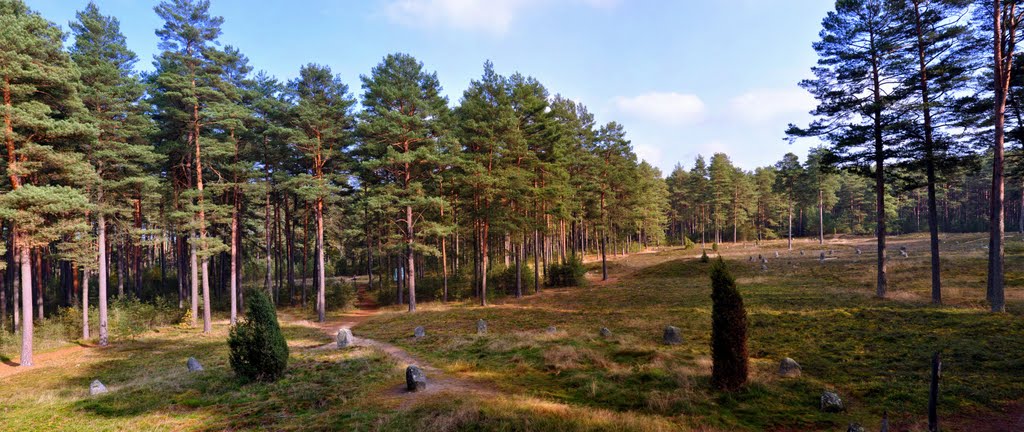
[82,268,89,340]
[912,0,943,304]
[316,198,326,322]
[989,0,1012,312]
[190,237,199,327]
[19,236,33,367]
[98,211,109,345]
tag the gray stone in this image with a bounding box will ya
[414,326,425,338]
[337,328,353,348]
[663,326,682,345]
[900,249,909,258]
[828,250,834,256]
[599,327,612,338]
[846,424,865,432]
[819,252,826,263]
[760,263,768,272]
[856,248,862,255]
[186,357,203,372]
[800,250,805,256]
[758,254,763,261]
[477,319,487,335]
[778,357,801,378]
[405,365,427,392]
[820,391,844,412]
[546,325,557,334]
[748,256,753,262]
[774,251,780,258]
[89,379,108,395]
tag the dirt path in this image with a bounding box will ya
[290,285,499,407]
[0,343,94,379]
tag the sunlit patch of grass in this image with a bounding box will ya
[357,234,1024,431]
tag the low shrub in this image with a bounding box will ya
[489,263,536,296]
[324,280,355,311]
[683,236,696,249]
[700,249,710,263]
[229,289,289,382]
[547,257,587,287]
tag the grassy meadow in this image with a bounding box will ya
[1,233,1022,431]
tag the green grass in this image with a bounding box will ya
[355,233,1024,431]
[0,233,1021,431]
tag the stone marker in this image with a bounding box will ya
[847,424,865,432]
[405,365,427,392]
[821,391,844,412]
[856,248,862,255]
[89,379,108,395]
[663,325,682,345]
[761,257,768,264]
[546,325,557,334]
[800,250,805,256]
[414,326,426,338]
[599,327,612,338]
[186,357,203,372]
[337,328,353,348]
[819,252,826,263]
[758,254,763,261]
[778,357,801,377]
[774,251,780,258]
[900,249,908,258]
[748,256,753,262]
[760,263,768,272]
[828,250,834,256]
[477,319,487,335]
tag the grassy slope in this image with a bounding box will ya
[355,233,1024,431]
[0,233,1020,431]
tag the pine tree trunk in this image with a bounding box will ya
[406,204,416,313]
[265,187,272,295]
[515,239,522,298]
[787,204,793,250]
[533,229,540,293]
[230,197,238,325]
[98,211,109,345]
[913,1,942,305]
[316,198,326,322]
[189,237,199,327]
[871,33,888,299]
[480,220,489,307]
[989,1,1009,312]
[601,231,608,281]
[82,268,89,340]
[819,189,824,245]
[19,236,33,367]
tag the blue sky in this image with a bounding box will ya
[29,0,832,174]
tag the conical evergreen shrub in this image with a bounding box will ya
[228,289,289,382]
[710,258,747,391]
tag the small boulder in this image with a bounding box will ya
[477,319,487,335]
[828,250,834,256]
[414,326,426,338]
[774,251,780,258]
[758,254,763,260]
[900,249,909,258]
[760,263,768,272]
[820,391,844,412]
[337,328,353,348]
[186,357,203,372]
[663,326,682,345]
[819,252,826,263]
[799,250,805,256]
[599,327,613,338]
[847,424,865,432]
[856,248,862,255]
[748,256,753,262]
[546,325,557,334]
[89,379,108,396]
[778,357,801,378]
[405,365,427,392]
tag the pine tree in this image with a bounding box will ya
[287,64,355,322]
[357,53,449,313]
[789,0,908,298]
[70,1,159,346]
[150,0,231,332]
[0,0,97,367]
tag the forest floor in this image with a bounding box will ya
[0,232,1022,431]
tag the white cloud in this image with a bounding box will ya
[633,142,663,166]
[728,88,815,124]
[612,92,706,126]
[383,0,618,35]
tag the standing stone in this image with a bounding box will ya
[900,248,909,258]
[820,391,844,412]
[775,251,780,258]
[819,252,826,263]
[778,357,801,377]
[599,327,612,338]
[477,319,487,335]
[663,326,682,345]
[880,412,890,432]
[186,357,204,372]
[748,256,753,262]
[89,380,108,395]
[758,254,763,261]
[828,250,834,256]
[847,424,865,432]
[760,263,768,272]
[414,326,426,338]
[800,250,805,256]
[405,365,427,392]
[337,328,353,348]
[546,325,557,334]
[856,248,862,255]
